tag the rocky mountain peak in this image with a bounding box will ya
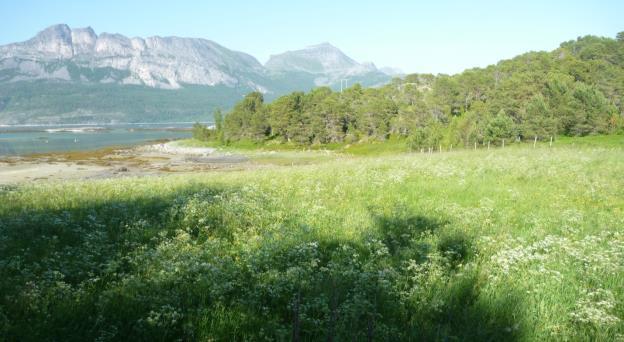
[28,24,74,58]
[305,42,340,51]
[71,27,98,55]
[33,24,72,41]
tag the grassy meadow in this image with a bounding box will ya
[0,137,623,340]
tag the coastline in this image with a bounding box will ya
[0,140,242,184]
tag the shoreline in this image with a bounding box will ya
[0,141,244,184]
[0,121,212,128]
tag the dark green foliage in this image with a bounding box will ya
[191,122,212,141]
[213,109,224,142]
[485,110,516,143]
[222,92,269,141]
[217,34,624,146]
[522,94,557,139]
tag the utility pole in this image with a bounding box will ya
[340,79,349,92]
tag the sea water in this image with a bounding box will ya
[0,123,200,156]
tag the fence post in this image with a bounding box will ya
[533,136,537,148]
[487,141,490,150]
[550,136,553,147]
[502,139,505,148]
[292,291,301,342]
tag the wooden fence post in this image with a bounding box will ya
[292,291,301,342]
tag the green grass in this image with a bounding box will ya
[0,140,623,340]
[555,134,624,148]
[339,137,410,155]
[180,134,624,156]
[177,136,410,156]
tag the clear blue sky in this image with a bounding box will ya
[0,0,622,74]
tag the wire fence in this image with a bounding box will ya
[417,136,557,154]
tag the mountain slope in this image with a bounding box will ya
[0,25,393,124]
[0,82,243,124]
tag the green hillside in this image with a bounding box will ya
[216,34,624,145]
[0,82,247,124]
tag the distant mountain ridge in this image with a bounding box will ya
[0,24,393,91]
[0,24,393,124]
[0,24,269,90]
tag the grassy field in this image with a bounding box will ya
[0,136,623,340]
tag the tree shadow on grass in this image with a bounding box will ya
[372,211,526,341]
[0,182,240,341]
[0,183,233,276]
[0,189,527,341]
[403,269,526,342]
[374,214,446,256]
[200,211,527,341]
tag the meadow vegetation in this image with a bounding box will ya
[1,136,623,340]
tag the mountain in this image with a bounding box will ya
[0,24,269,91]
[265,42,389,87]
[266,42,364,74]
[0,25,392,124]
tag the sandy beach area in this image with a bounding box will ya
[0,141,248,184]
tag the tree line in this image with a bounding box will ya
[195,33,624,148]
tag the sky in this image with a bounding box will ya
[0,0,622,74]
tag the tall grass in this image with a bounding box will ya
[0,140,622,340]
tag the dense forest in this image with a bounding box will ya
[197,33,624,148]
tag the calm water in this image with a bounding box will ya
[0,123,200,156]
